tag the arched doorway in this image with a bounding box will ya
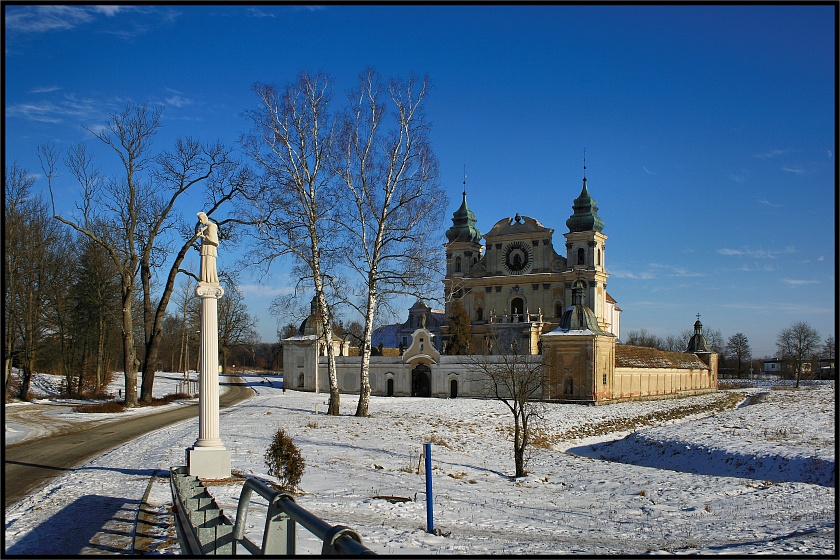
[510,297,524,321]
[450,379,458,399]
[386,378,394,397]
[412,364,431,397]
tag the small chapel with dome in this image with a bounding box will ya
[282,169,717,404]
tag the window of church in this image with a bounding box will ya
[476,307,484,321]
[455,256,462,272]
[603,374,607,385]
[577,248,585,265]
[597,249,601,266]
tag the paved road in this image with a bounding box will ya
[4,377,253,508]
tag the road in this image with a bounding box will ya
[4,377,253,508]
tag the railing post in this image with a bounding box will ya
[424,443,434,533]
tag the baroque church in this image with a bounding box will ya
[282,172,717,404]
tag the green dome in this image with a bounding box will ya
[566,178,605,233]
[445,191,482,244]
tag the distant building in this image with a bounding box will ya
[283,170,717,403]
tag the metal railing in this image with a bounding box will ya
[170,466,376,555]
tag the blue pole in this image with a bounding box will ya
[424,443,434,533]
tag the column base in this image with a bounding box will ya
[186,446,231,479]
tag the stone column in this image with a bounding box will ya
[186,283,231,479]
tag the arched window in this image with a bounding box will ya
[387,378,394,397]
[577,248,585,265]
[450,379,458,399]
[564,377,573,394]
[476,307,484,321]
[455,256,462,272]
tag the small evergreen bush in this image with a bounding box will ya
[264,428,305,490]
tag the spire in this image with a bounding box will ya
[445,175,482,244]
[566,155,604,233]
[686,315,710,353]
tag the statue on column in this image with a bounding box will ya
[197,212,219,285]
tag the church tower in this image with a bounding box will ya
[444,189,482,317]
[563,168,610,331]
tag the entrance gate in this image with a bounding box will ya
[412,364,431,397]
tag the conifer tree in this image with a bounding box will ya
[447,299,472,354]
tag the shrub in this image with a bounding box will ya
[73,401,126,413]
[264,428,305,491]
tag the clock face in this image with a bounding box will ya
[502,241,532,275]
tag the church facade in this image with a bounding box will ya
[282,173,717,404]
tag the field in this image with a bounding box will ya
[4,372,835,555]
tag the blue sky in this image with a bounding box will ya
[4,4,836,358]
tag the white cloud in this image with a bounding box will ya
[757,198,782,208]
[717,246,796,259]
[782,166,805,175]
[642,166,654,176]
[754,149,791,159]
[781,279,819,286]
[5,5,95,32]
[239,284,296,298]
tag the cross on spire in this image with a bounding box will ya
[696,312,701,321]
[463,165,467,196]
[583,148,587,180]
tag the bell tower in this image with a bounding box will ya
[444,178,482,320]
[563,160,609,331]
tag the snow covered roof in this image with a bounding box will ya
[615,345,709,369]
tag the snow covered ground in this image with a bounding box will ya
[4,372,836,555]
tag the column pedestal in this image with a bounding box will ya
[186,283,231,479]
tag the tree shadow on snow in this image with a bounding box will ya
[567,434,835,487]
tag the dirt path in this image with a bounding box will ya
[4,378,253,508]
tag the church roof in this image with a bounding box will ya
[566,178,605,233]
[445,191,482,244]
[484,213,552,238]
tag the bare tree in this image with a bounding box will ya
[4,164,65,400]
[333,69,445,417]
[42,103,248,404]
[242,71,343,415]
[623,328,662,349]
[777,321,820,388]
[724,332,752,377]
[218,273,259,374]
[471,335,545,477]
[4,163,35,390]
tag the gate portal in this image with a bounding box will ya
[412,364,431,397]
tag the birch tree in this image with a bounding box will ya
[334,69,445,417]
[242,71,344,415]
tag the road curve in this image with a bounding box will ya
[4,377,253,508]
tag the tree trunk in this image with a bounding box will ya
[95,314,106,395]
[513,418,525,478]
[121,287,138,407]
[355,290,377,417]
